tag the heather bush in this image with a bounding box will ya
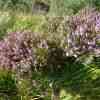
[66,7,100,57]
[0,31,34,72]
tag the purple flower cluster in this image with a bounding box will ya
[66,7,100,57]
[0,31,34,70]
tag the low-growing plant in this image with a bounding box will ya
[0,69,17,99]
[0,31,34,72]
[66,7,100,57]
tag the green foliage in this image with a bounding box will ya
[49,0,89,15]
[0,12,15,39]
[31,72,51,100]
[49,0,100,15]
[0,0,100,15]
[0,69,17,99]
[0,0,33,13]
[8,15,45,32]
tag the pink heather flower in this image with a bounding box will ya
[67,7,100,57]
[0,31,34,70]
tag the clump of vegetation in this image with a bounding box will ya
[0,31,34,72]
[0,0,100,99]
[9,15,45,32]
[66,7,100,57]
[0,69,17,99]
[0,12,15,39]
